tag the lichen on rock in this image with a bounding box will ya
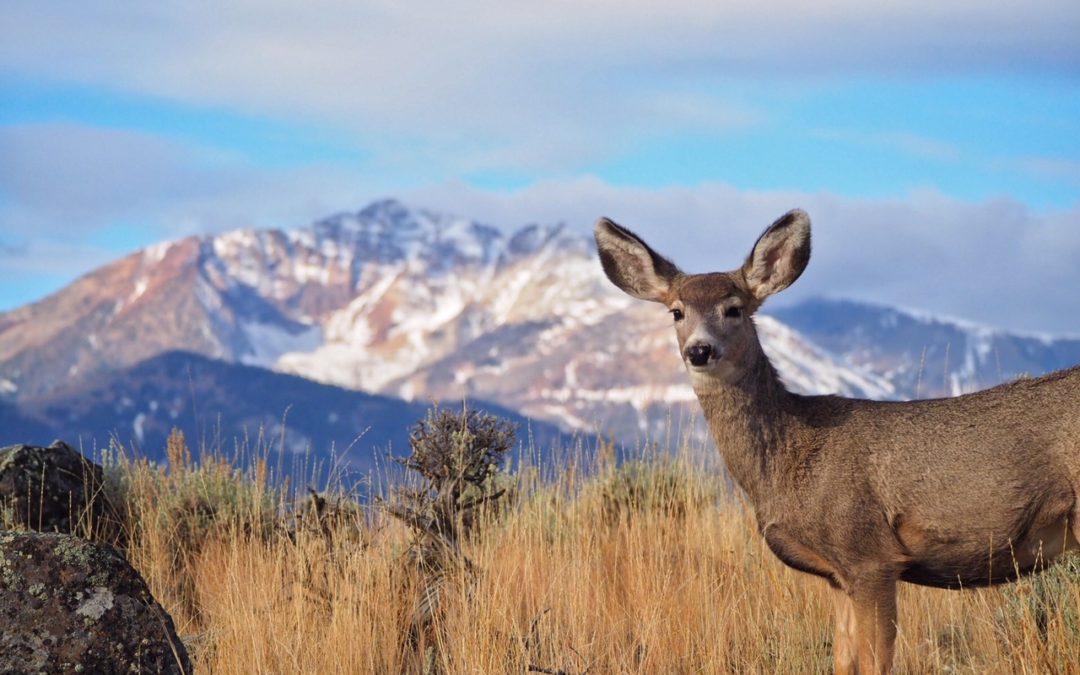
[0,531,191,674]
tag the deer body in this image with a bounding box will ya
[595,210,1080,674]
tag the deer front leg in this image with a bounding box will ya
[833,576,898,674]
[833,589,858,675]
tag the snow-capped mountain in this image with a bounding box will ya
[215,201,891,438]
[2,199,1076,452]
[0,200,506,400]
[772,298,1080,399]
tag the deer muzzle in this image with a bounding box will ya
[685,343,713,367]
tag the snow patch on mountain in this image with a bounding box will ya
[757,316,894,399]
[143,241,173,264]
[129,277,149,304]
[239,321,323,368]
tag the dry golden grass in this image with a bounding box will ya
[101,440,1080,675]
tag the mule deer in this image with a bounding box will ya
[594,210,1080,674]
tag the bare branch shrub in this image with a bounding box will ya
[383,405,517,672]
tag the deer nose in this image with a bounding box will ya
[686,344,713,367]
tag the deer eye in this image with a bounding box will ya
[670,308,684,322]
[724,306,743,319]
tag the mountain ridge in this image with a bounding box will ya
[8,350,579,475]
[772,297,1080,399]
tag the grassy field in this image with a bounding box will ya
[84,426,1080,674]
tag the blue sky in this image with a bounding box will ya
[2,2,1079,331]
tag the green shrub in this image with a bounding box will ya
[996,552,1080,667]
[587,457,717,524]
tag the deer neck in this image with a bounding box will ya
[692,346,797,504]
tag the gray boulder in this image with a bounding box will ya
[0,441,121,541]
[0,531,192,674]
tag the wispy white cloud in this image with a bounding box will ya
[2,2,1079,331]
[2,1,1077,174]
[810,129,962,162]
[0,122,385,240]
[1008,157,1080,183]
[0,124,233,232]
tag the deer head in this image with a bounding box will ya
[594,210,811,384]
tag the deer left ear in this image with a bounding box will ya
[594,217,681,303]
[741,209,811,301]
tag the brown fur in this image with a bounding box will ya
[595,210,1080,674]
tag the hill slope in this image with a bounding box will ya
[10,351,578,475]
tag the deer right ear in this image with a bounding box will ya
[594,218,680,303]
[741,209,811,302]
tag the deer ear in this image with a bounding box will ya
[594,218,680,303]
[742,209,811,301]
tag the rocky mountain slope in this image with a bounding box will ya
[772,298,1080,399]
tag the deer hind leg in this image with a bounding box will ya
[837,576,898,674]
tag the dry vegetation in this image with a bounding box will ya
[81,417,1080,674]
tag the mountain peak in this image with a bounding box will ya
[357,197,413,223]
[305,199,503,268]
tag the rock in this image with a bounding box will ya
[0,531,192,674]
[0,440,121,541]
